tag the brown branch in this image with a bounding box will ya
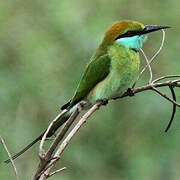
[33,75,180,180]
[38,102,103,180]
[47,167,67,178]
[140,48,153,84]
[39,109,67,159]
[118,79,180,99]
[132,29,166,89]
[165,85,177,132]
[34,101,86,180]
[152,75,180,83]
[151,86,180,107]
[46,102,86,159]
[0,136,20,180]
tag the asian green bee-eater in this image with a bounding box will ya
[5,20,170,163]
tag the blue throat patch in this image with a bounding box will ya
[116,35,147,51]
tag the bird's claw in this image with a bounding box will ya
[127,88,135,96]
[100,98,109,106]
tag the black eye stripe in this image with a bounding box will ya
[116,30,138,40]
[126,31,133,36]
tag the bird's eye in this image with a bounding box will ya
[126,31,133,36]
[115,31,134,40]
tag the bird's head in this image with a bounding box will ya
[101,20,170,51]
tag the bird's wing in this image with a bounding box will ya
[62,54,111,109]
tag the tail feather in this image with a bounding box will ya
[4,135,41,163]
[61,100,71,110]
[4,109,72,163]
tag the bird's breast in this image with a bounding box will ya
[87,44,140,103]
[108,44,140,97]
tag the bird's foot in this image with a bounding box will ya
[127,88,135,96]
[99,98,109,106]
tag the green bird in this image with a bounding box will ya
[5,20,170,163]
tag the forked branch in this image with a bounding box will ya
[33,75,180,180]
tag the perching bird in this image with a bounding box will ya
[5,20,170,163]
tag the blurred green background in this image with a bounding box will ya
[0,0,180,179]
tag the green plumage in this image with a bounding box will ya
[69,54,111,108]
[86,43,140,103]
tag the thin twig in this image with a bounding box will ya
[140,48,153,84]
[116,79,180,99]
[55,102,102,157]
[153,75,180,83]
[39,102,103,180]
[165,86,177,132]
[34,102,86,180]
[147,30,165,67]
[46,102,86,159]
[47,167,67,178]
[173,79,180,83]
[132,29,165,88]
[0,136,20,180]
[151,86,180,107]
[39,109,67,159]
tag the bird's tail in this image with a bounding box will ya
[4,109,72,163]
[4,136,41,163]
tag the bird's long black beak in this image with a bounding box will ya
[140,25,171,35]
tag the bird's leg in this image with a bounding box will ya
[127,88,135,96]
[99,98,109,106]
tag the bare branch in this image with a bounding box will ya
[116,79,180,99]
[55,102,102,157]
[38,102,103,180]
[0,136,20,180]
[165,86,177,132]
[33,75,180,180]
[39,109,67,159]
[46,102,86,159]
[173,79,180,83]
[34,101,86,180]
[140,48,153,84]
[47,167,66,178]
[153,75,180,83]
[151,86,180,107]
[132,29,165,88]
